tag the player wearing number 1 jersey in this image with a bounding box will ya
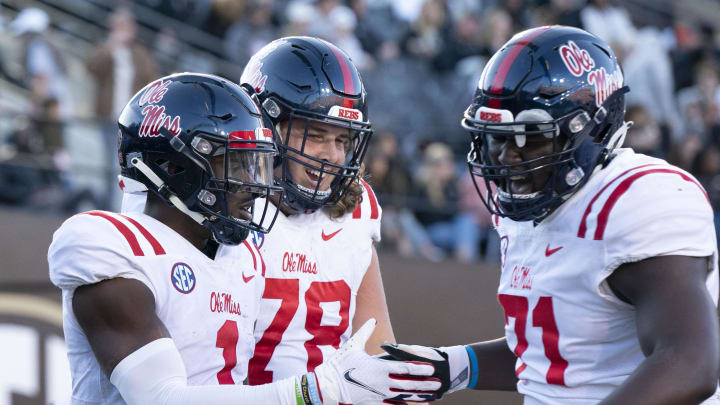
[49,73,439,405]
[382,26,720,405]
[232,37,398,388]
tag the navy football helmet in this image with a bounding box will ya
[118,73,283,245]
[240,36,373,212]
[461,25,630,222]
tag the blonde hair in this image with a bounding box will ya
[324,165,365,219]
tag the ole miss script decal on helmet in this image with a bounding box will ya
[138,79,181,137]
[558,40,623,107]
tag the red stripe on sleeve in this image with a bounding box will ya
[577,164,662,238]
[119,215,166,255]
[593,168,709,240]
[360,179,379,220]
[243,240,258,271]
[84,211,144,256]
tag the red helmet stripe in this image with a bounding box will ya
[329,46,355,108]
[488,27,551,108]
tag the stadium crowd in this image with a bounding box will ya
[1,0,719,263]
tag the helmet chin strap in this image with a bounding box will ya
[130,157,206,225]
[606,120,633,151]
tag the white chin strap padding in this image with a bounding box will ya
[606,121,633,151]
[130,157,206,225]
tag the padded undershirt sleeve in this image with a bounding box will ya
[109,338,299,405]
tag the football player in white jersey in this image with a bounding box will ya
[381,26,720,405]
[233,36,404,393]
[48,73,439,405]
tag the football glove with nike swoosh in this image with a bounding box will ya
[309,319,441,404]
[380,343,475,399]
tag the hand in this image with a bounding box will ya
[381,343,473,399]
[313,319,440,404]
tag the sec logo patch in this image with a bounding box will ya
[171,262,196,293]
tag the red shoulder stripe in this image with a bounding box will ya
[577,164,662,238]
[84,211,144,256]
[593,168,708,240]
[119,214,166,255]
[243,240,258,272]
[360,179,379,220]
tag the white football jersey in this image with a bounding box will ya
[48,211,264,404]
[493,149,719,404]
[231,180,382,384]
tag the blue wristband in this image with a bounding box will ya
[305,373,323,405]
[465,346,479,389]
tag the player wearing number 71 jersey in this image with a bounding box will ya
[230,36,402,393]
[49,74,439,405]
[382,26,720,404]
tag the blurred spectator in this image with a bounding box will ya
[691,145,720,245]
[579,0,635,47]
[400,0,451,69]
[283,1,315,37]
[677,59,720,144]
[350,0,403,61]
[670,21,720,92]
[153,27,181,74]
[87,8,157,209]
[624,105,664,157]
[432,12,484,72]
[591,12,682,139]
[404,142,479,263]
[668,133,703,172]
[10,8,73,117]
[224,0,278,67]
[201,0,246,38]
[501,0,532,33]
[87,8,158,122]
[307,0,343,41]
[329,6,374,70]
[458,171,500,263]
[532,0,583,27]
[365,131,414,255]
[479,7,513,55]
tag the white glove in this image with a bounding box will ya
[381,343,474,399]
[310,319,441,404]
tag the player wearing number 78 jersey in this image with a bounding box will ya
[49,73,439,405]
[230,36,405,396]
[382,26,720,404]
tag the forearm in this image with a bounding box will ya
[110,338,309,405]
[599,349,718,405]
[467,337,518,391]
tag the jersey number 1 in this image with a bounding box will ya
[498,294,568,385]
[248,278,351,385]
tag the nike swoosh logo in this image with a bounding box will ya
[321,228,343,241]
[242,273,255,283]
[545,244,563,257]
[343,369,384,396]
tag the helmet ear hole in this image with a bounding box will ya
[154,158,186,175]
